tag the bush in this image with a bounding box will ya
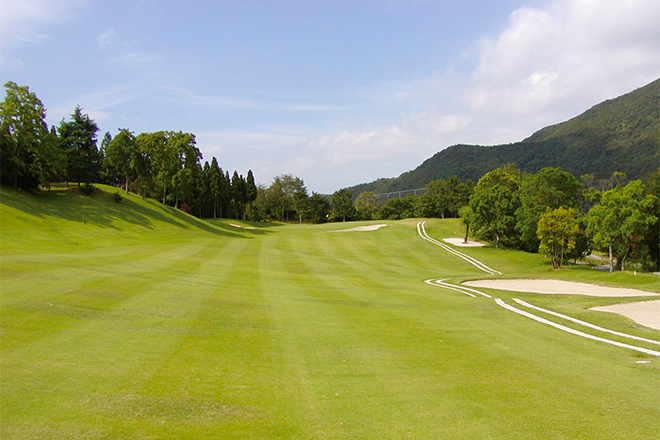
[113,192,123,203]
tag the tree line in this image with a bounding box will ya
[347,165,658,272]
[2,82,657,271]
[0,81,257,219]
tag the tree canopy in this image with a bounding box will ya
[0,81,59,189]
[469,168,521,248]
[537,207,580,269]
[587,181,658,271]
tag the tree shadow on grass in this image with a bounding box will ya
[0,186,262,238]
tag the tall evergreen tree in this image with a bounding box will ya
[231,171,247,219]
[58,106,100,188]
[245,169,259,221]
[208,157,221,218]
[199,161,213,217]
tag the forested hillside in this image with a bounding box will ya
[349,78,659,196]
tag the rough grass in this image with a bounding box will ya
[1,185,658,439]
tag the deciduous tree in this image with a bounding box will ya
[307,192,331,224]
[537,207,580,269]
[103,128,135,193]
[0,82,54,189]
[355,191,378,220]
[331,188,354,222]
[516,167,583,252]
[469,168,521,248]
[587,181,658,271]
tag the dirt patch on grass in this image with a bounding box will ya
[462,279,659,297]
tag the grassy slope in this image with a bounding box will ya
[1,185,658,439]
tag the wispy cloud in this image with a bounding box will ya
[156,86,346,113]
[47,84,149,125]
[0,0,85,50]
[97,28,117,48]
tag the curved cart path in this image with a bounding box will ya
[417,221,660,357]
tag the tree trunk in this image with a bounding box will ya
[609,243,614,273]
[463,224,470,244]
[620,244,631,271]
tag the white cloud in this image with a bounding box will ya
[468,0,660,123]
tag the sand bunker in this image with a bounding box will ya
[462,279,660,297]
[330,224,387,232]
[229,223,256,230]
[442,237,486,247]
[592,300,660,330]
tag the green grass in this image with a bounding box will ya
[1,185,659,439]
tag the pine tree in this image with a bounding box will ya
[58,106,100,188]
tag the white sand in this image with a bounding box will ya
[592,300,660,330]
[442,237,486,247]
[330,224,387,232]
[462,279,660,297]
[228,223,256,230]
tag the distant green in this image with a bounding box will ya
[1,185,658,439]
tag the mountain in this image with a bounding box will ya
[348,78,659,196]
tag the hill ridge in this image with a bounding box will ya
[349,78,659,196]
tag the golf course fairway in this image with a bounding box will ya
[1,185,659,439]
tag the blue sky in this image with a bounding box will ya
[2,0,658,193]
